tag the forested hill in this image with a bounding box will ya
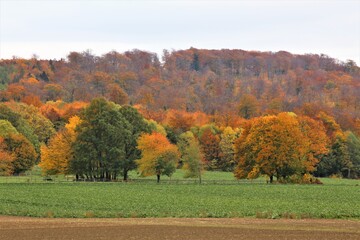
[0,48,359,131]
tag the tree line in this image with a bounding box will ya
[1,98,358,183]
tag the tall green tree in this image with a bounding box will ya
[72,98,131,180]
[118,105,151,181]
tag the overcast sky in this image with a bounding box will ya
[0,0,359,64]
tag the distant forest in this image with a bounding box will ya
[1,48,359,132]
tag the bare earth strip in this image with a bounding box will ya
[0,216,359,240]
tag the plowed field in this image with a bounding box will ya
[1,216,359,240]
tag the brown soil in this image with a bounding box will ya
[0,216,359,240]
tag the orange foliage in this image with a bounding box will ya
[0,137,15,176]
[39,116,81,175]
[137,132,179,179]
[21,95,43,108]
[165,109,195,133]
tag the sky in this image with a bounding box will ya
[0,0,359,64]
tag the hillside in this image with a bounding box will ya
[0,48,359,132]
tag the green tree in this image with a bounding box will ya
[72,98,132,181]
[178,131,204,182]
[118,105,151,181]
[316,135,351,178]
[346,131,360,178]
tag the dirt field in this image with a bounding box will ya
[0,216,359,240]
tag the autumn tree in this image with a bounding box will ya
[234,113,327,183]
[0,104,40,154]
[166,110,195,134]
[107,84,129,105]
[72,98,131,180]
[6,102,56,143]
[218,127,238,171]
[238,94,259,119]
[4,133,38,174]
[0,137,14,176]
[199,128,221,170]
[39,116,81,175]
[137,132,180,183]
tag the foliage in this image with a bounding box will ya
[345,131,360,178]
[6,102,56,143]
[137,132,180,182]
[179,132,204,181]
[234,113,328,183]
[316,135,352,178]
[39,116,81,175]
[0,120,18,137]
[0,137,14,176]
[218,127,237,171]
[238,94,260,119]
[3,133,38,174]
[118,105,151,180]
[199,128,221,170]
[72,98,132,180]
[0,104,40,153]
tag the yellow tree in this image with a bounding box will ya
[298,116,329,172]
[137,132,180,183]
[39,116,81,175]
[234,113,321,183]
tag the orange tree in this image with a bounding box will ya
[234,113,328,183]
[137,132,179,183]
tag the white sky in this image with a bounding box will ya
[0,0,359,64]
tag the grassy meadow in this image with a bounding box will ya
[0,170,359,219]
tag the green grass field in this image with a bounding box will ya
[0,172,359,219]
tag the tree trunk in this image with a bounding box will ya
[270,175,273,183]
[157,174,160,183]
[123,169,128,181]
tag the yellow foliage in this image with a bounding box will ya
[137,132,179,177]
[39,116,81,175]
